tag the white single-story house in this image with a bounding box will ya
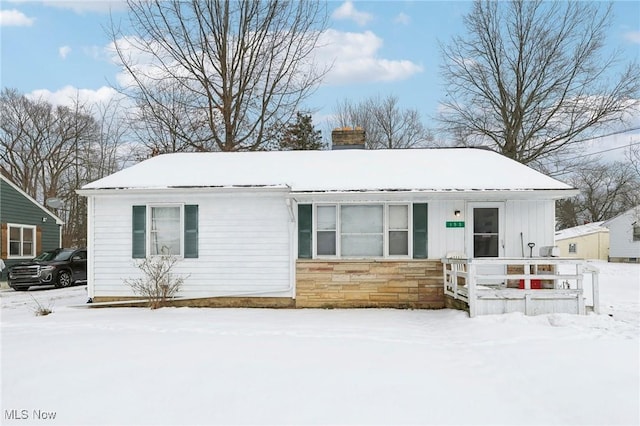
[78,130,599,315]
[555,222,609,260]
[603,206,640,263]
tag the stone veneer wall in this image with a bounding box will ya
[296,260,444,309]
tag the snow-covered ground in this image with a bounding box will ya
[1,261,638,426]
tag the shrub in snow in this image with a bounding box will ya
[124,255,188,309]
[29,294,53,316]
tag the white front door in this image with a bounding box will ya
[467,203,505,284]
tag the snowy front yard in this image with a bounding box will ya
[1,261,638,426]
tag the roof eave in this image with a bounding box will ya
[76,185,292,197]
[77,186,578,199]
[292,188,579,199]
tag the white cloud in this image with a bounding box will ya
[107,28,422,90]
[624,31,640,44]
[106,36,179,88]
[41,0,128,14]
[315,29,423,85]
[59,45,72,59]
[27,85,120,108]
[0,9,34,26]
[394,12,411,26]
[332,1,372,27]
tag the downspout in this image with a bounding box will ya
[86,195,95,299]
[286,197,297,300]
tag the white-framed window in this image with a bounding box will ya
[316,205,337,256]
[313,203,411,258]
[633,223,640,242]
[568,243,577,254]
[132,204,199,259]
[150,205,182,256]
[7,224,36,258]
[388,204,409,256]
[341,204,384,256]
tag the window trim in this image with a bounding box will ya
[148,204,183,257]
[312,202,412,259]
[387,203,412,258]
[341,204,384,257]
[147,204,184,258]
[6,223,37,259]
[316,204,338,256]
[133,203,199,259]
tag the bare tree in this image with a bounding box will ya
[110,0,328,153]
[439,0,640,169]
[60,96,130,247]
[0,89,49,196]
[556,159,639,228]
[331,95,433,149]
[626,143,640,180]
[0,89,128,247]
[128,78,212,156]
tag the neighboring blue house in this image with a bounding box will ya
[0,174,64,281]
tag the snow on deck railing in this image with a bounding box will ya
[442,257,600,317]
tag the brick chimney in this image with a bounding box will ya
[331,127,365,150]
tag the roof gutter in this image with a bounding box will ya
[76,185,291,197]
[76,186,578,200]
[292,188,579,200]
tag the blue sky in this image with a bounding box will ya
[1,0,639,145]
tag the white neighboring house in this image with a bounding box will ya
[555,222,609,260]
[603,206,640,263]
[77,130,580,310]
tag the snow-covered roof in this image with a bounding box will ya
[80,148,576,194]
[555,222,608,241]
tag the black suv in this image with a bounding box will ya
[8,248,87,291]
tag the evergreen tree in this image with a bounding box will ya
[278,112,324,150]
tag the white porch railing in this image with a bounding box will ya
[442,257,600,317]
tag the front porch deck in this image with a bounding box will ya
[442,257,600,317]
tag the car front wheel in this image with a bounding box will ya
[57,271,72,288]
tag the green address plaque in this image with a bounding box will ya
[446,221,465,228]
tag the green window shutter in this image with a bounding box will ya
[413,203,428,259]
[184,205,199,258]
[298,204,312,259]
[132,205,146,258]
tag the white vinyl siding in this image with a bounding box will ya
[89,192,292,298]
[606,208,640,259]
[427,200,555,259]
